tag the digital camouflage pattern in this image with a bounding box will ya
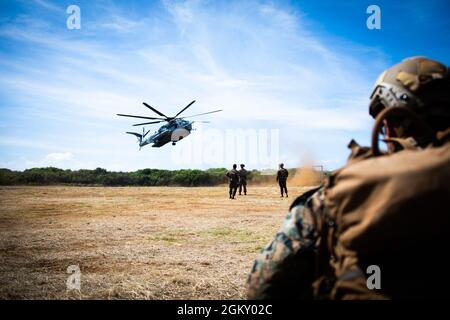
[226,168,239,199]
[247,136,450,299]
[238,167,248,195]
[247,187,323,299]
[238,168,248,183]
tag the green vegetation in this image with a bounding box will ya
[0,167,226,186]
[0,167,330,187]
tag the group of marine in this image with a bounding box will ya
[225,163,289,199]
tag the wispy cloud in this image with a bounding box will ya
[0,0,399,170]
[98,15,144,32]
[44,151,73,162]
[32,0,63,13]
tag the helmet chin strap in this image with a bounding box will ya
[382,119,397,153]
[371,107,436,156]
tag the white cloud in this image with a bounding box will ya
[16,152,78,169]
[32,0,63,13]
[44,152,73,162]
[98,15,144,33]
[0,1,388,171]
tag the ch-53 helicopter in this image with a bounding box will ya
[117,100,222,148]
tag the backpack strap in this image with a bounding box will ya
[437,127,450,144]
[308,185,338,300]
[382,137,419,150]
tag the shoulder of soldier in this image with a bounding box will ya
[285,186,326,235]
[289,186,322,211]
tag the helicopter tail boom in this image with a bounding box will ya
[126,131,143,144]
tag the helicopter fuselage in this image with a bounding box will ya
[141,119,193,148]
[118,100,222,149]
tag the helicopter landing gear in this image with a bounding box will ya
[172,136,182,146]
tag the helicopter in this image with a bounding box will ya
[117,100,222,148]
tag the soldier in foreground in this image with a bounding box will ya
[246,57,450,299]
[226,164,239,199]
[238,164,248,195]
[276,163,289,197]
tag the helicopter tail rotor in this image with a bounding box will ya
[142,127,150,138]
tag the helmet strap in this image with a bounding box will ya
[371,107,437,156]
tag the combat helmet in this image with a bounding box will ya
[369,57,450,153]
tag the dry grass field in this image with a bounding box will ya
[0,185,313,299]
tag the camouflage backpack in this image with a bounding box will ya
[312,57,450,299]
[312,135,450,299]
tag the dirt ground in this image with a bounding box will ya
[0,185,312,299]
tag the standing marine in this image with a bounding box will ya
[226,164,239,199]
[238,164,248,195]
[246,57,450,299]
[276,163,289,198]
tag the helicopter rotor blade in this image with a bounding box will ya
[181,109,223,119]
[174,100,196,118]
[143,102,168,118]
[117,114,164,120]
[132,120,166,126]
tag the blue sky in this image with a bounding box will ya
[0,0,449,171]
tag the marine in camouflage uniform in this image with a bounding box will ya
[226,164,239,199]
[247,57,450,300]
[238,164,248,195]
[276,163,289,197]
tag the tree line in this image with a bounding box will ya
[0,167,265,187]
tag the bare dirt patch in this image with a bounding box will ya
[0,185,312,299]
